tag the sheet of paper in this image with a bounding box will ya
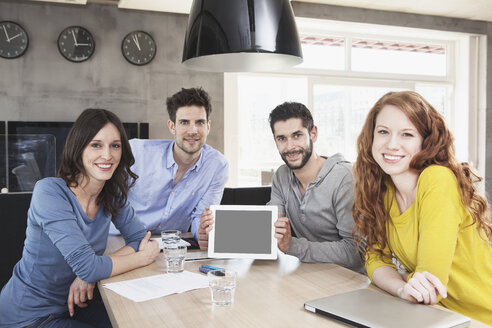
[102,270,209,302]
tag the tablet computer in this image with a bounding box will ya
[208,205,278,260]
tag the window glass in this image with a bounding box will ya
[297,35,345,70]
[233,80,455,186]
[415,84,466,161]
[237,75,308,186]
[351,38,446,76]
[415,84,450,117]
[313,85,406,162]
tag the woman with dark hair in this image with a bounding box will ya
[0,109,159,328]
[353,91,492,324]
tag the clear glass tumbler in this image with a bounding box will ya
[208,270,237,306]
[164,244,186,273]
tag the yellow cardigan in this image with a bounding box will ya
[366,165,492,325]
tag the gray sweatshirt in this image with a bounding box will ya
[268,153,365,273]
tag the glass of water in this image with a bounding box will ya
[164,244,186,273]
[207,270,237,306]
[161,230,181,245]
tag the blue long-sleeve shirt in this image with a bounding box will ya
[119,139,229,239]
[0,178,146,328]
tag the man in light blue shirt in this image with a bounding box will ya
[124,87,228,248]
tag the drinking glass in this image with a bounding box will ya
[164,244,186,273]
[208,270,237,306]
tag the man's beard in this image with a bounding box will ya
[280,139,313,170]
[175,135,204,155]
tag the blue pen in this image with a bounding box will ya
[203,265,224,270]
[199,264,225,274]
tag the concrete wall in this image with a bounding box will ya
[0,1,224,151]
[292,1,492,198]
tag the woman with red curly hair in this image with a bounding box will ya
[353,91,492,324]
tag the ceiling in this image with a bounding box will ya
[28,0,492,22]
[298,0,492,22]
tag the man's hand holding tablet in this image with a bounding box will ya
[198,207,214,250]
[274,214,293,253]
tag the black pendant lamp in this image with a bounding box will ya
[182,0,303,72]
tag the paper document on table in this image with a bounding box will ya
[102,270,209,302]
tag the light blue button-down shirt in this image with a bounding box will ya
[125,139,228,239]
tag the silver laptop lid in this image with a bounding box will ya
[304,289,470,328]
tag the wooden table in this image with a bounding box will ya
[100,236,488,328]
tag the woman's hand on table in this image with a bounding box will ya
[138,231,160,265]
[397,271,447,305]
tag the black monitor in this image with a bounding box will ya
[123,123,138,141]
[8,121,73,172]
[140,122,149,139]
[6,121,148,192]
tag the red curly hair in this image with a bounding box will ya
[353,91,492,262]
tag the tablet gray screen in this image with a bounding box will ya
[214,210,272,254]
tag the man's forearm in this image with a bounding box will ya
[288,237,364,272]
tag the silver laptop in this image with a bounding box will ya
[304,289,470,328]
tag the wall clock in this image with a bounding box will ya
[121,30,156,66]
[58,26,95,63]
[0,21,29,59]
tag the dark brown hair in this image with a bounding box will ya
[268,102,314,134]
[166,87,211,122]
[57,108,137,219]
[353,91,492,261]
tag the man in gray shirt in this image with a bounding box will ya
[268,102,364,273]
